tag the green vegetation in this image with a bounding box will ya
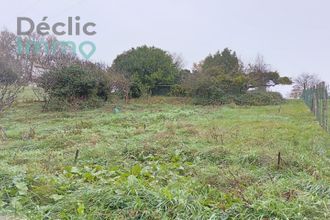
[111,46,181,97]
[37,65,110,111]
[1,28,292,109]
[0,31,325,219]
[183,49,291,105]
[0,96,329,219]
[235,91,284,106]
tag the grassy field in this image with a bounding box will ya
[0,97,329,219]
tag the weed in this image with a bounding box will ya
[0,99,329,219]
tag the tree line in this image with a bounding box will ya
[0,30,294,111]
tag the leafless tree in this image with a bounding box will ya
[247,55,270,73]
[0,30,24,113]
[17,33,78,81]
[107,69,132,103]
[171,53,186,70]
[246,55,292,90]
[0,30,17,58]
[0,61,23,113]
[246,55,271,90]
[290,73,320,98]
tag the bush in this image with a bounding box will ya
[192,88,235,105]
[38,65,110,110]
[192,89,284,106]
[169,84,187,97]
[235,91,284,106]
[111,46,181,97]
[129,83,143,98]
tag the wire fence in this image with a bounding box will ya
[302,81,328,132]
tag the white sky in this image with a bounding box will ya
[1,0,330,97]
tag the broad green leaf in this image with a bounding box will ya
[131,164,142,176]
[77,202,85,215]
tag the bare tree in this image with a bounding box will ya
[248,55,270,73]
[0,61,23,113]
[0,30,18,59]
[247,55,273,90]
[0,30,24,113]
[290,73,320,98]
[107,69,132,103]
[171,53,186,70]
[17,34,78,81]
[247,55,292,90]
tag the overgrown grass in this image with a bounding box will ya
[0,96,329,219]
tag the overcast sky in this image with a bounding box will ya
[1,0,330,96]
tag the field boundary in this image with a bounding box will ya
[302,81,328,131]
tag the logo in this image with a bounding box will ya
[16,16,97,60]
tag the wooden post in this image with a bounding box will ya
[277,152,281,169]
[318,84,321,121]
[325,83,329,132]
[74,149,80,164]
[321,82,325,128]
[303,83,306,101]
[313,86,317,116]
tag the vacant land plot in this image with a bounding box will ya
[0,98,329,219]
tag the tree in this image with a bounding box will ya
[182,50,288,105]
[107,69,132,103]
[0,60,23,113]
[247,55,292,90]
[183,48,248,103]
[0,31,24,113]
[202,48,243,74]
[111,46,181,96]
[0,29,79,83]
[290,73,320,98]
[17,34,78,81]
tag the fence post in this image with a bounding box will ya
[302,82,328,132]
[324,83,328,132]
[303,83,307,102]
[313,86,317,116]
[317,83,321,124]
